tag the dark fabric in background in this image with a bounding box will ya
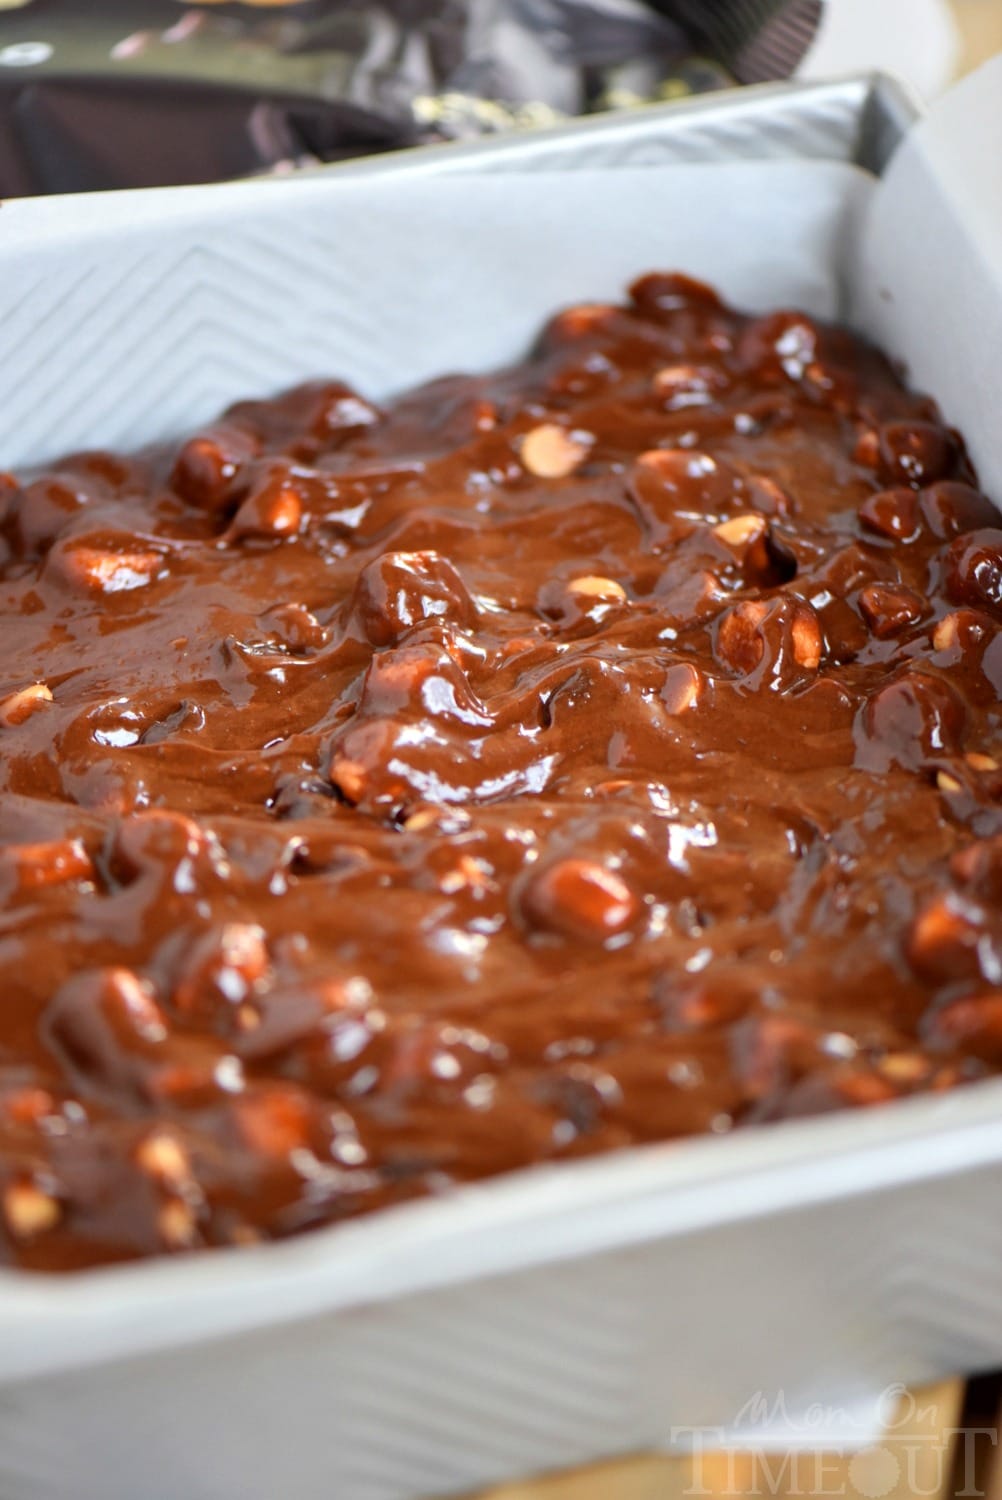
[0,0,823,195]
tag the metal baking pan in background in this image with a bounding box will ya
[2,66,1002,1500]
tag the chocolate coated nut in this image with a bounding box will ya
[629,449,741,534]
[48,534,166,594]
[171,425,258,512]
[348,551,477,648]
[878,421,954,487]
[44,968,168,1100]
[858,488,921,542]
[173,924,270,1025]
[522,859,640,945]
[2,1179,61,1241]
[0,683,53,727]
[859,672,966,772]
[233,1086,314,1159]
[520,424,590,479]
[537,574,627,628]
[920,482,999,539]
[736,311,819,384]
[629,271,723,316]
[111,810,217,884]
[661,662,703,714]
[906,894,982,984]
[715,598,821,678]
[652,364,730,405]
[0,839,94,897]
[924,993,1002,1060]
[950,836,1002,903]
[858,583,925,639]
[228,479,304,541]
[943,529,1002,616]
[4,478,91,557]
[536,303,620,350]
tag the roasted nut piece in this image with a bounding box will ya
[878,421,954,487]
[522,858,640,945]
[44,967,168,1101]
[538,574,628,627]
[171,424,258,512]
[906,894,982,984]
[925,993,1002,1060]
[859,672,966,772]
[630,271,723,316]
[348,550,477,648]
[858,488,921,541]
[715,598,821,677]
[943,528,1002,617]
[951,836,1002,902]
[112,808,215,884]
[2,1179,60,1240]
[858,583,925,639]
[520,424,590,479]
[652,364,729,403]
[920,481,999,539]
[566,575,627,602]
[712,514,766,550]
[736,311,820,384]
[136,1131,190,1185]
[229,479,303,541]
[629,448,740,531]
[49,535,166,594]
[0,838,94,896]
[716,601,769,674]
[0,682,52,726]
[234,1086,313,1158]
[537,303,619,348]
[932,610,983,653]
[173,924,269,1024]
[790,608,823,670]
[158,1199,198,1250]
[661,662,703,714]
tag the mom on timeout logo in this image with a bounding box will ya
[669,1384,998,1498]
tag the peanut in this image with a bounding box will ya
[662,662,702,714]
[522,858,639,945]
[158,1198,198,1250]
[790,606,823,670]
[3,1179,60,1239]
[520,424,590,479]
[136,1131,190,1185]
[0,682,52,727]
[712,515,766,549]
[566,575,627,601]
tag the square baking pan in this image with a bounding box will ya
[2,67,1002,1500]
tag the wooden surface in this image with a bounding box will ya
[467,1382,968,1500]
[950,0,1002,71]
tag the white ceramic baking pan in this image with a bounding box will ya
[0,63,1001,1500]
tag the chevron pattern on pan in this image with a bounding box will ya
[865,1163,1002,1377]
[0,228,390,469]
[484,96,861,173]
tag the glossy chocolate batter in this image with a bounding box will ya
[1,272,1000,1271]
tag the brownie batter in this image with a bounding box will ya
[0,272,999,1271]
